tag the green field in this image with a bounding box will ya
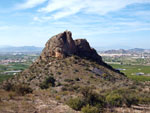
[0,63,31,83]
[111,64,150,81]
[0,53,39,83]
[0,74,13,82]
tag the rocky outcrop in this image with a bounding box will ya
[40,31,77,60]
[40,31,102,62]
[74,39,102,61]
[38,30,124,75]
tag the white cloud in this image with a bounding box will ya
[38,0,150,19]
[15,0,47,9]
[15,0,150,19]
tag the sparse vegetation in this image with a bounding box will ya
[14,84,33,96]
[81,105,99,113]
[40,76,56,89]
[66,98,84,111]
[106,92,123,107]
[0,48,150,113]
[3,83,32,96]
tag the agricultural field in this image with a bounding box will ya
[0,53,39,83]
[110,64,150,82]
[102,55,150,82]
[0,53,150,83]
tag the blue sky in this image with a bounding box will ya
[0,0,150,49]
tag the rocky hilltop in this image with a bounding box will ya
[40,30,102,61]
[39,30,119,73]
[2,30,125,89]
[1,31,150,113]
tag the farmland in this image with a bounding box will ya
[0,53,39,83]
[100,52,150,82]
[0,52,150,83]
[110,64,150,81]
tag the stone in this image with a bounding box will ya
[40,31,102,63]
[40,31,76,60]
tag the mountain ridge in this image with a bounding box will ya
[0,46,43,53]
[100,48,150,54]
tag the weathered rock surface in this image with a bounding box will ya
[40,31,77,60]
[40,31,102,62]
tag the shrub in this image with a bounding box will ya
[55,95,61,100]
[113,88,140,107]
[64,79,74,82]
[106,93,123,107]
[139,97,150,104]
[124,94,139,107]
[81,86,106,108]
[66,98,84,111]
[8,92,16,99]
[40,76,56,89]
[105,88,140,107]
[57,72,61,75]
[3,83,14,91]
[14,84,33,96]
[3,83,32,96]
[61,86,67,91]
[81,87,92,99]
[75,77,80,81]
[81,105,99,113]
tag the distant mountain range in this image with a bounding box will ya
[0,46,149,54]
[100,48,150,54]
[0,46,43,53]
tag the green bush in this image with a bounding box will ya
[105,88,141,107]
[40,76,56,89]
[124,93,139,107]
[66,98,84,111]
[81,105,99,113]
[106,93,123,107]
[81,87,105,107]
[139,97,150,104]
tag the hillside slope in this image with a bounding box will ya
[1,31,150,113]
[2,31,126,89]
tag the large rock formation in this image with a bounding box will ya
[1,30,125,90]
[40,30,102,62]
[39,30,120,73]
[40,31,77,59]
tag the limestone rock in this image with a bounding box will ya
[40,31,76,60]
[39,31,102,62]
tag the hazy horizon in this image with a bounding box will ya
[0,0,150,49]
[0,45,150,51]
